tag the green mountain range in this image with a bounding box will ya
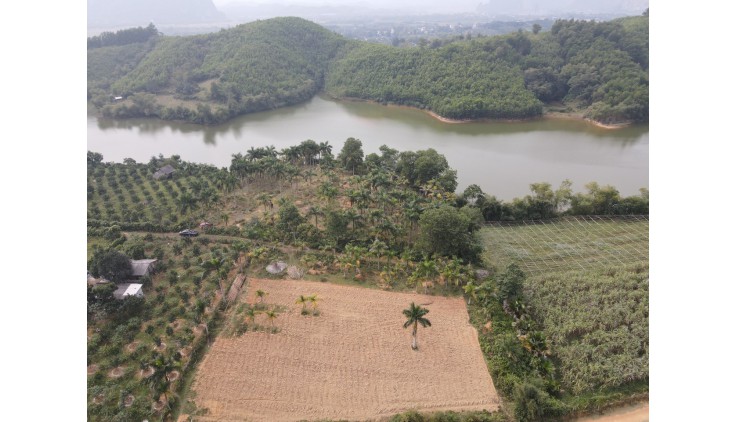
[88,16,648,125]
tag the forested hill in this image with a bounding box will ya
[326,15,648,122]
[89,17,346,124]
[88,15,648,125]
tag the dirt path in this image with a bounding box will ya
[574,402,648,422]
[191,278,499,421]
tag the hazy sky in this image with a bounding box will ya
[211,0,483,14]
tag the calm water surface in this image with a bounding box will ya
[87,95,648,200]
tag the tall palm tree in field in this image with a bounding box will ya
[403,302,431,350]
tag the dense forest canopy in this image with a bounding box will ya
[88,15,648,125]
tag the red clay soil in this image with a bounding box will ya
[191,278,500,421]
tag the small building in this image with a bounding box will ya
[153,165,175,180]
[113,96,123,101]
[199,221,213,230]
[113,283,144,300]
[87,272,110,287]
[130,259,157,279]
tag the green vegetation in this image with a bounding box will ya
[86,234,236,421]
[461,181,648,222]
[88,15,648,125]
[89,248,133,282]
[417,205,483,263]
[467,217,648,419]
[402,302,432,350]
[90,17,345,124]
[87,154,234,233]
[88,146,648,420]
[388,409,508,422]
[525,264,649,395]
[481,215,648,275]
[326,40,542,120]
[87,23,160,49]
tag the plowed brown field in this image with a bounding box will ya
[191,278,500,421]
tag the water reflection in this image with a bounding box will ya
[329,95,647,142]
[88,95,648,199]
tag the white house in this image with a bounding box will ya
[113,283,144,300]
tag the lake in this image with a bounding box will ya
[87,95,648,200]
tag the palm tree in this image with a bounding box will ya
[245,307,258,324]
[245,146,260,162]
[256,289,268,304]
[176,191,196,214]
[318,141,332,162]
[403,302,431,350]
[307,294,319,310]
[463,282,478,305]
[306,206,322,227]
[265,145,278,158]
[265,309,278,328]
[345,209,361,230]
[303,169,317,183]
[256,193,272,212]
[296,295,309,313]
[231,240,248,264]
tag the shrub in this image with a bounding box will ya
[513,381,566,422]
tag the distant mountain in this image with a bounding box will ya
[88,0,225,27]
[478,0,649,17]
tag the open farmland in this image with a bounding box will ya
[190,278,500,421]
[480,216,649,400]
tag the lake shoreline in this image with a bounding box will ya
[88,95,648,201]
[89,95,634,130]
[327,95,633,129]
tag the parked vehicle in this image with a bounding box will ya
[179,229,198,237]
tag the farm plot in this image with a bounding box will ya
[481,216,648,275]
[191,278,500,421]
[480,216,649,396]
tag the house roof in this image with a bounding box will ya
[159,164,175,174]
[130,259,157,277]
[87,273,110,286]
[125,284,143,296]
[153,164,175,179]
[113,283,144,300]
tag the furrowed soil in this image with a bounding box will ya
[191,278,499,421]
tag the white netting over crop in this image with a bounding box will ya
[482,215,648,276]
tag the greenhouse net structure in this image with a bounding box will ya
[482,215,648,276]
